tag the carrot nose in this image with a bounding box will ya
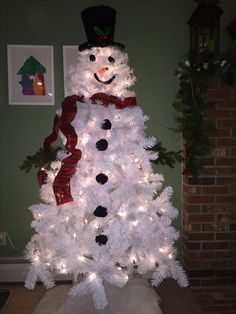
[98,67,109,75]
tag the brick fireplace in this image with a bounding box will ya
[183,76,236,286]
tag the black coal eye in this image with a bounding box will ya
[89,54,96,62]
[108,56,115,63]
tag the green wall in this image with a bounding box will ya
[0,0,235,258]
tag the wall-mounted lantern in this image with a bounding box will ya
[188,1,223,54]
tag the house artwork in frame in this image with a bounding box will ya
[7,45,54,105]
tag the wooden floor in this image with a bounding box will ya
[1,280,203,314]
[191,286,236,314]
[2,282,236,314]
[1,283,46,314]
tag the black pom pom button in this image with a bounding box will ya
[95,234,108,246]
[96,139,108,151]
[101,119,112,130]
[96,173,108,184]
[108,56,115,63]
[93,206,108,217]
[89,54,96,62]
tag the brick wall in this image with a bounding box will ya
[183,77,236,286]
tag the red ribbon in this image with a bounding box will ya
[40,93,136,205]
[90,93,136,108]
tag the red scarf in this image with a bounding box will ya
[39,93,136,205]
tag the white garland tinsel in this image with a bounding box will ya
[25,46,188,309]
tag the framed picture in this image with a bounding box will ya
[7,45,54,105]
[63,45,78,97]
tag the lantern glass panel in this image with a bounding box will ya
[199,27,211,48]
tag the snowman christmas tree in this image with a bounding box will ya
[25,5,188,310]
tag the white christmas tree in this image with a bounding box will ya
[25,5,188,310]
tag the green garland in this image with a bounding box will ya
[173,48,236,179]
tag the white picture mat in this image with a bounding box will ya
[7,45,54,105]
[63,45,79,97]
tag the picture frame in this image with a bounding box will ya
[7,45,54,105]
[63,45,78,97]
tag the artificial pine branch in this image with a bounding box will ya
[20,143,182,174]
[149,142,183,168]
[20,146,61,173]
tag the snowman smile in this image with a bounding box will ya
[94,73,116,85]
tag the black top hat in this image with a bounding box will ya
[79,5,124,51]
